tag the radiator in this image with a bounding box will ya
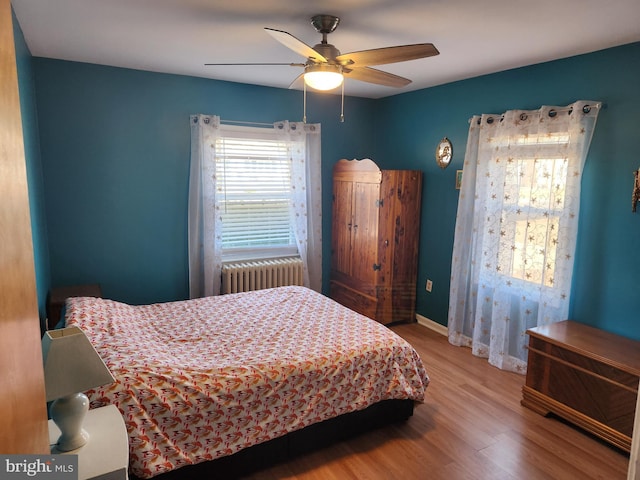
[221,257,304,294]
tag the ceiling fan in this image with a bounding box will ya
[205,14,439,92]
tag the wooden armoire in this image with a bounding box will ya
[330,158,422,325]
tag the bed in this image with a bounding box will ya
[64,286,429,478]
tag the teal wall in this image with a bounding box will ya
[374,42,640,339]
[32,59,376,305]
[12,9,50,329]
[21,26,640,341]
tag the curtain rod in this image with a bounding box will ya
[220,119,274,128]
[467,102,607,124]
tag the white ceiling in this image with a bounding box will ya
[11,0,640,99]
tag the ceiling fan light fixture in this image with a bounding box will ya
[304,64,343,91]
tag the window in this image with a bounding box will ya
[495,132,571,288]
[189,114,322,298]
[215,125,298,261]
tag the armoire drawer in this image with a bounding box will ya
[329,281,378,321]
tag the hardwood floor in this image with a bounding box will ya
[241,323,629,480]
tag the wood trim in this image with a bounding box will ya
[629,389,640,478]
[0,0,49,453]
[522,386,632,452]
[333,158,382,183]
[415,314,448,336]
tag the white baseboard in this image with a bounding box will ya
[415,313,448,336]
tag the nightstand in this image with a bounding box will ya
[49,404,129,480]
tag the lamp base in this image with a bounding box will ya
[50,392,90,451]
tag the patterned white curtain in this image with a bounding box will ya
[448,100,601,373]
[188,114,222,298]
[274,121,323,292]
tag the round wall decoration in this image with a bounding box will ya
[436,137,453,169]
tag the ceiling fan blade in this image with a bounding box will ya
[265,27,328,63]
[204,62,306,67]
[344,66,412,87]
[288,72,304,90]
[337,43,439,67]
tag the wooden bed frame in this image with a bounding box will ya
[131,399,414,479]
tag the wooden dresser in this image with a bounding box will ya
[522,320,640,452]
[329,159,422,325]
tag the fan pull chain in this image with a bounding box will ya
[303,81,307,123]
[340,81,345,122]
[302,77,346,123]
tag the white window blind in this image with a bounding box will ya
[215,126,297,259]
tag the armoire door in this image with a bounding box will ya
[331,178,354,276]
[350,181,380,289]
[0,0,49,454]
[331,176,380,285]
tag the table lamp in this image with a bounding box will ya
[42,326,115,451]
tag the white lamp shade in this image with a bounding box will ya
[304,65,344,91]
[42,326,115,402]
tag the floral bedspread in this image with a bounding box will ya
[65,286,429,478]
